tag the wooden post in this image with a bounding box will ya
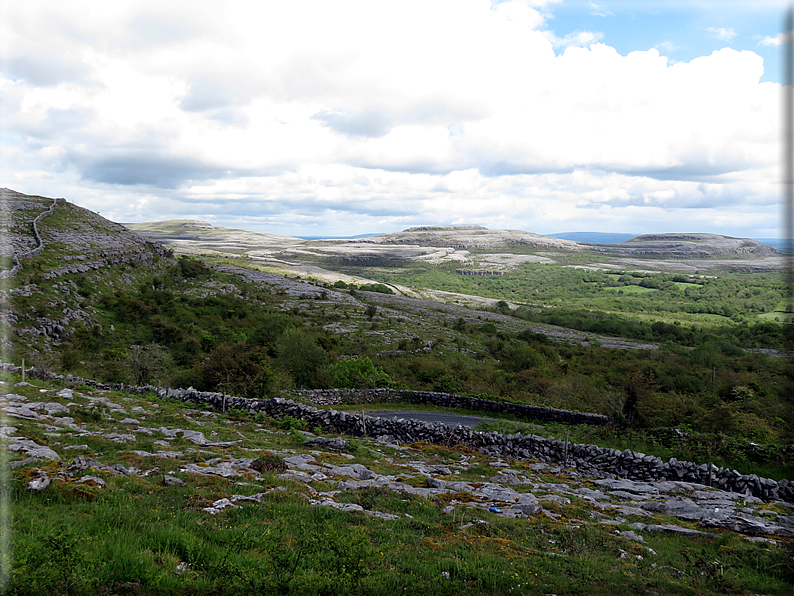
[361,411,365,435]
[712,367,716,385]
[223,394,227,414]
[21,358,25,383]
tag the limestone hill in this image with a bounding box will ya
[590,233,778,259]
[1,188,169,278]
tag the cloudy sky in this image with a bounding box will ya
[0,0,788,238]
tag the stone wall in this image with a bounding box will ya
[6,363,791,503]
[285,388,611,426]
[0,197,60,280]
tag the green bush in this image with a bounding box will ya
[358,283,393,294]
[329,356,392,389]
[275,329,327,388]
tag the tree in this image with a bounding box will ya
[275,328,327,388]
[195,341,277,398]
[126,344,172,386]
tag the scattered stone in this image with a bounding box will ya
[203,498,241,514]
[119,418,141,425]
[426,476,447,489]
[326,464,375,480]
[309,498,365,512]
[515,503,542,516]
[629,522,715,538]
[7,436,60,460]
[28,476,51,491]
[616,530,646,543]
[77,475,106,488]
[55,388,73,399]
[744,536,779,545]
[102,433,136,443]
[163,475,187,487]
[367,510,400,520]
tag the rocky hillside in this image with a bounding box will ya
[364,224,582,250]
[590,233,778,258]
[0,188,174,357]
[1,188,171,278]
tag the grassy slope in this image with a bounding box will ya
[6,374,794,595]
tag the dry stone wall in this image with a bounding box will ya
[0,197,60,280]
[5,363,791,504]
[285,388,611,426]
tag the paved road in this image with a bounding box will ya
[365,409,498,428]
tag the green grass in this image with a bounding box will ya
[6,377,794,595]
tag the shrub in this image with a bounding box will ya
[329,356,392,389]
[358,283,393,294]
[250,455,288,474]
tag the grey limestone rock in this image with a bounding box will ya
[7,436,60,460]
[327,464,375,480]
[640,498,705,520]
[700,512,794,537]
[28,476,51,491]
[102,433,136,443]
[203,498,242,514]
[514,502,542,516]
[163,474,187,487]
[426,476,447,489]
[303,437,349,450]
[629,522,715,538]
[616,530,645,543]
[76,475,105,488]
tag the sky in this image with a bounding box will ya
[0,0,790,238]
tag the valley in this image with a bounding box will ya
[2,188,793,594]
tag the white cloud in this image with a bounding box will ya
[758,33,784,47]
[588,2,614,17]
[545,30,605,49]
[654,41,678,53]
[0,0,782,238]
[707,27,737,42]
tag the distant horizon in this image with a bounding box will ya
[119,213,790,245]
[2,1,784,241]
